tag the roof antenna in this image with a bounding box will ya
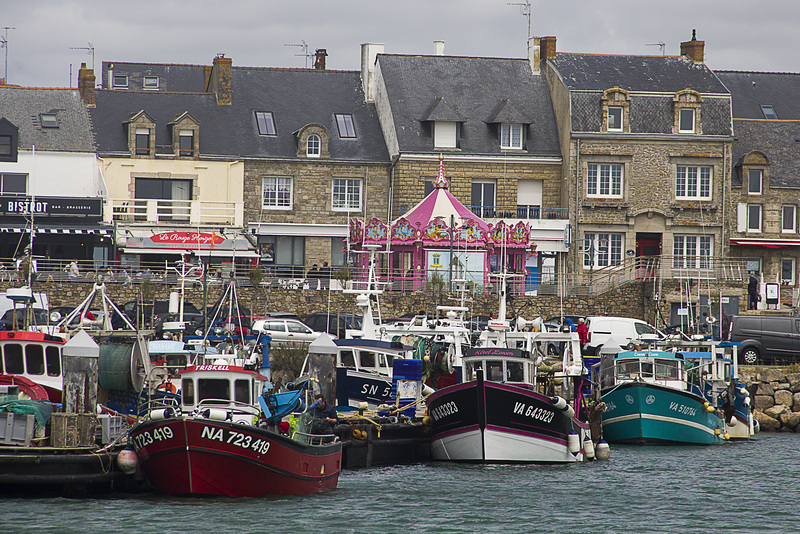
[507,1,531,39]
[284,40,311,68]
[0,26,15,84]
[645,41,666,56]
[70,42,95,71]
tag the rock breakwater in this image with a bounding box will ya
[740,368,800,432]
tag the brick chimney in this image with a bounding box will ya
[314,49,328,70]
[680,29,705,63]
[541,36,557,61]
[528,37,541,75]
[211,54,233,105]
[78,63,96,107]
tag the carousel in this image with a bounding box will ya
[348,156,536,293]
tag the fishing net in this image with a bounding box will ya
[0,397,54,431]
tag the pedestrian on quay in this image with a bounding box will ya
[577,317,589,349]
[747,272,760,310]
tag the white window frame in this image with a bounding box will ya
[143,76,159,89]
[113,74,128,88]
[747,169,763,195]
[434,121,457,149]
[262,176,293,210]
[678,108,695,133]
[675,166,711,200]
[673,235,712,269]
[583,233,623,268]
[307,134,321,157]
[607,107,623,131]
[500,124,523,149]
[747,204,762,233]
[781,258,796,285]
[586,163,623,198]
[782,205,798,233]
[332,178,362,211]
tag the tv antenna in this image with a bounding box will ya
[284,40,310,68]
[507,1,531,39]
[70,42,95,71]
[0,26,15,84]
[646,41,666,56]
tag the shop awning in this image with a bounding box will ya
[0,223,113,235]
[729,238,800,248]
[122,247,259,258]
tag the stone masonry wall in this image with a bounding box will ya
[741,367,800,432]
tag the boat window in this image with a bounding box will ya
[359,351,376,368]
[166,354,189,367]
[198,378,230,404]
[25,344,45,375]
[487,360,504,382]
[655,359,679,379]
[4,344,23,374]
[377,353,388,370]
[45,347,61,377]
[0,348,2,373]
[234,379,250,404]
[507,361,524,382]
[385,353,396,367]
[339,350,356,367]
[640,361,654,378]
[182,378,195,405]
[616,360,639,378]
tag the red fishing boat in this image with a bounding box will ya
[0,330,66,402]
[130,363,341,496]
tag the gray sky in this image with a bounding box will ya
[2,0,799,88]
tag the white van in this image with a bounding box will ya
[584,316,662,355]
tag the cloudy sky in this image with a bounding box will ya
[3,0,799,87]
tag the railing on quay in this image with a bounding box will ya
[0,254,750,297]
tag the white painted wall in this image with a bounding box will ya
[0,150,107,197]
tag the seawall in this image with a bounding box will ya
[740,368,800,432]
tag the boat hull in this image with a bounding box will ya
[428,375,588,463]
[131,417,341,496]
[601,381,725,445]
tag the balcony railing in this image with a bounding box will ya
[105,198,244,226]
[468,205,568,220]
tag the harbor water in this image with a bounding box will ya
[2,433,798,534]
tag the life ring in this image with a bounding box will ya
[156,381,177,394]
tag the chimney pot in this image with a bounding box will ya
[433,40,445,55]
[314,49,328,70]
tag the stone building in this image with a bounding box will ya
[543,32,740,321]
[716,70,800,304]
[362,41,568,293]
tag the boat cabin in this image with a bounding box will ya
[601,351,687,391]
[463,347,534,384]
[179,364,269,423]
[0,331,64,401]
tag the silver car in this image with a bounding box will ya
[251,318,322,343]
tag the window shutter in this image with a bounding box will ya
[737,203,746,232]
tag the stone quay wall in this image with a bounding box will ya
[741,368,800,433]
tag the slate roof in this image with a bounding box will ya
[716,71,800,120]
[550,53,728,94]
[91,65,388,162]
[376,54,561,157]
[101,61,208,92]
[0,87,95,152]
[731,119,800,188]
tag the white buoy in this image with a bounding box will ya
[595,440,611,461]
[117,448,139,474]
[149,407,175,420]
[583,436,595,460]
[567,432,580,454]
[201,408,230,421]
[563,405,575,419]
[552,396,568,411]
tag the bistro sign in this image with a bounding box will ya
[0,196,103,217]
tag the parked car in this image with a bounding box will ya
[583,316,663,355]
[727,314,800,365]
[0,308,53,330]
[154,312,207,339]
[304,312,363,338]
[251,318,322,343]
[122,299,201,329]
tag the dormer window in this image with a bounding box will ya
[748,170,763,195]
[113,75,128,88]
[0,118,19,162]
[143,76,159,89]
[179,130,194,157]
[40,113,59,128]
[135,128,150,155]
[679,108,695,133]
[307,134,321,157]
[607,107,623,131]
[500,124,523,149]
[0,136,11,157]
[335,114,356,138]
[761,105,777,120]
[434,122,457,149]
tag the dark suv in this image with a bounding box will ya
[727,314,800,365]
[304,313,363,338]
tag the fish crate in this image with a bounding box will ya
[96,414,125,444]
[0,411,35,446]
[50,413,97,448]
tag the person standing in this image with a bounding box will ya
[577,318,589,348]
[747,272,759,310]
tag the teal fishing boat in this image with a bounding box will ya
[595,348,744,445]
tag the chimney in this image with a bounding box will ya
[528,37,541,75]
[360,42,384,103]
[433,40,445,55]
[314,49,328,70]
[78,63,96,107]
[680,29,705,63]
[541,36,557,61]
[211,53,233,105]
